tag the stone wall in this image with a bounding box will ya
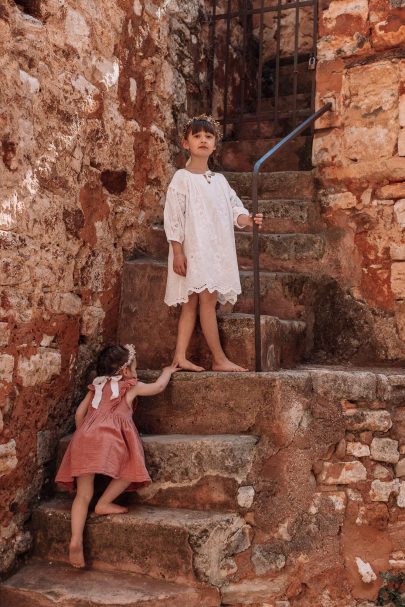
[136,368,405,606]
[313,0,405,362]
[0,0,208,574]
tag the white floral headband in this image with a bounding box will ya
[183,114,223,142]
[91,344,137,410]
[118,344,136,372]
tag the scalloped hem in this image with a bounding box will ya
[164,285,240,307]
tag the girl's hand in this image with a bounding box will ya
[173,252,187,276]
[251,213,264,229]
[163,363,181,374]
[128,364,181,398]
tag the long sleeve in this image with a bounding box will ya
[229,186,250,228]
[164,185,186,243]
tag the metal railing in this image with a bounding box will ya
[251,102,332,371]
[208,0,318,140]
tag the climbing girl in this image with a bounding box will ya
[55,344,179,568]
[164,114,263,372]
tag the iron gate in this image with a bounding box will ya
[207,0,319,140]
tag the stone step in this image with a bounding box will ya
[120,259,321,367]
[224,170,315,198]
[237,269,323,321]
[132,226,326,272]
[56,434,258,511]
[0,561,220,607]
[221,136,312,172]
[137,434,258,510]
[135,370,310,435]
[258,92,312,113]
[197,312,307,371]
[134,197,322,263]
[235,93,313,140]
[240,93,312,122]
[240,197,322,233]
[118,259,312,370]
[32,498,250,587]
[233,112,313,140]
[135,366,405,436]
[236,231,326,272]
[118,270,307,369]
[122,259,322,321]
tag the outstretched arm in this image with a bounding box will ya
[126,365,180,402]
[75,392,93,428]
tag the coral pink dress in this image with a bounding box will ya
[56,378,151,492]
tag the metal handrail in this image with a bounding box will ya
[251,102,332,371]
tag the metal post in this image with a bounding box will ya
[292,0,300,128]
[252,170,261,372]
[256,0,265,136]
[222,0,232,139]
[274,0,282,134]
[239,0,248,135]
[208,0,217,115]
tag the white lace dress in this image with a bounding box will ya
[164,168,250,306]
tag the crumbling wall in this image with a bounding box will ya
[313,0,405,362]
[0,0,208,574]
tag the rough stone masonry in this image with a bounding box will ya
[313,0,405,362]
[0,0,208,574]
[1,0,405,605]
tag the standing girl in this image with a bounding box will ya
[56,344,178,568]
[164,114,263,372]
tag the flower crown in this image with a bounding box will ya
[117,343,136,373]
[182,114,223,142]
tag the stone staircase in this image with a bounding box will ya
[4,366,405,606]
[118,166,339,372]
[3,118,405,607]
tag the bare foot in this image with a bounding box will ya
[212,359,249,372]
[94,502,129,516]
[69,541,85,568]
[173,357,205,372]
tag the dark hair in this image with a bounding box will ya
[96,345,129,376]
[183,115,222,142]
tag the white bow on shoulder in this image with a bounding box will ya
[91,375,122,409]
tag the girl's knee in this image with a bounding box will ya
[183,292,198,309]
[188,292,199,306]
[76,475,94,502]
[76,488,93,503]
[199,289,217,304]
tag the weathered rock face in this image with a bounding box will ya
[0,0,208,574]
[132,368,405,605]
[313,0,405,362]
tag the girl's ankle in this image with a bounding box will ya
[212,354,228,366]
